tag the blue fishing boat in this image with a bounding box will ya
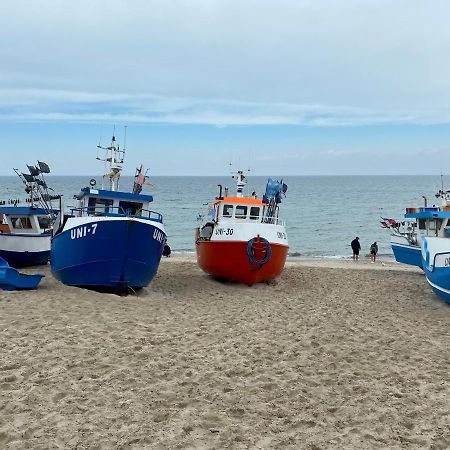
[387,176,450,269]
[0,162,58,267]
[400,189,450,303]
[386,219,423,268]
[51,130,166,291]
[0,257,44,290]
[421,236,450,303]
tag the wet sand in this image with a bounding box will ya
[1,257,450,449]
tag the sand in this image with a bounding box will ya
[1,256,450,449]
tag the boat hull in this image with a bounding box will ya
[0,233,51,267]
[196,239,288,285]
[422,236,450,304]
[0,256,45,290]
[390,235,422,268]
[51,217,166,290]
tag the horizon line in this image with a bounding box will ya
[0,173,448,177]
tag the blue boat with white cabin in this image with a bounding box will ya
[400,189,450,303]
[51,131,166,291]
[0,162,58,267]
[388,177,450,270]
[388,219,423,269]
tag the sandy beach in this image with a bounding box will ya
[1,257,450,449]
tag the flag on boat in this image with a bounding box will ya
[37,161,51,174]
[36,179,47,188]
[380,217,400,228]
[133,165,146,194]
[22,173,35,183]
[27,165,40,176]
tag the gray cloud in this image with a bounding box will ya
[3,87,450,127]
[1,0,450,126]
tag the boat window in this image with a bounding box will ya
[119,201,143,216]
[88,197,114,215]
[11,217,32,229]
[37,216,51,229]
[235,205,248,219]
[249,206,260,220]
[418,219,426,230]
[429,220,436,231]
[223,204,233,217]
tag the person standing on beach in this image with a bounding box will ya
[163,243,171,257]
[370,241,378,263]
[351,237,361,261]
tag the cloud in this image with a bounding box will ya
[2,87,450,127]
[1,0,450,127]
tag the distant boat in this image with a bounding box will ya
[0,162,59,267]
[0,256,44,290]
[195,170,289,285]
[51,130,166,291]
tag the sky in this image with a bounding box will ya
[1,0,450,175]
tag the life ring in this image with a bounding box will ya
[247,236,272,267]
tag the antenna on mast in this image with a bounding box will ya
[97,125,103,147]
[123,125,127,154]
[96,126,126,191]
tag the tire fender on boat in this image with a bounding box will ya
[247,236,272,268]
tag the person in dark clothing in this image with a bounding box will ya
[351,237,361,261]
[163,243,171,257]
[370,241,378,263]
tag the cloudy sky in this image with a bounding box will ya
[1,0,450,175]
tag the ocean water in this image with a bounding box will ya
[1,174,449,259]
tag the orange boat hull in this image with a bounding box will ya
[196,240,288,285]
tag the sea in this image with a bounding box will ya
[1,175,448,260]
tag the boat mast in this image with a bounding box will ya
[13,168,33,206]
[230,168,249,198]
[97,126,126,191]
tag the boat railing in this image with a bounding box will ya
[70,206,163,223]
[262,217,286,226]
[219,214,285,225]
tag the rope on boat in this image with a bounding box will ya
[247,236,272,268]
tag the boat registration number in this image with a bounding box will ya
[215,227,234,236]
[70,224,98,239]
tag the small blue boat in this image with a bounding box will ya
[0,257,44,290]
[51,130,166,292]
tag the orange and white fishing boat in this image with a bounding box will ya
[195,170,289,285]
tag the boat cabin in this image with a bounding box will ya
[0,207,54,234]
[405,206,450,239]
[212,197,281,224]
[216,197,264,222]
[74,187,161,221]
